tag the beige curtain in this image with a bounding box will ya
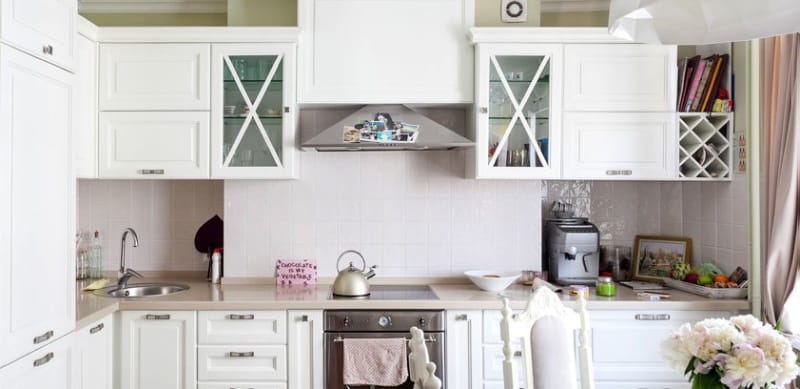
[759,33,800,330]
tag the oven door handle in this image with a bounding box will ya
[332,335,437,343]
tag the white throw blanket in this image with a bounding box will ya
[342,338,408,386]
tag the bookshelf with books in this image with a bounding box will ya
[677,43,733,181]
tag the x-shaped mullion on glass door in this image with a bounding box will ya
[222,54,284,168]
[487,55,550,168]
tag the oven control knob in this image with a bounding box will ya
[343,317,351,327]
[418,317,427,327]
[378,315,392,328]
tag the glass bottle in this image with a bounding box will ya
[88,231,104,279]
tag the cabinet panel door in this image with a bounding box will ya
[446,311,482,388]
[119,311,196,389]
[77,316,113,389]
[562,112,677,180]
[98,111,210,179]
[288,310,323,389]
[198,311,287,345]
[0,332,78,389]
[99,43,210,111]
[0,45,75,367]
[0,0,75,70]
[564,44,677,111]
[75,32,97,178]
[197,345,287,381]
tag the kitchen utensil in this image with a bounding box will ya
[332,250,377,297]
[464,270,519,292]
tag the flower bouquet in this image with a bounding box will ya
[661,315,800,389]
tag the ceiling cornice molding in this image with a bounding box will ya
[78,0,226,14]
[541,0,610,13]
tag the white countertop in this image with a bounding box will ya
[76,278,750,329]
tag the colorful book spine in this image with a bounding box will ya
[691,56,716,112]
[703,54,729,112]
[683,57,706,112]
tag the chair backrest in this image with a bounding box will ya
[500,287,594,389]
[408,326,442,389]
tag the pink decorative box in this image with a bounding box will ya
[275,259,317,286]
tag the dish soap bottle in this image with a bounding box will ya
[210,248,222,284]
[88,231,104,279]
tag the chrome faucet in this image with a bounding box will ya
[118,228,142,288]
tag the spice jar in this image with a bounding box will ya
[596,276,616,297]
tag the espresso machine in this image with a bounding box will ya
[544,203,601,285]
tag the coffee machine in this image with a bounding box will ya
[544,217,601,286]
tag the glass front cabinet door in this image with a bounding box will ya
[211,43,297,178]
[472,44,562,179]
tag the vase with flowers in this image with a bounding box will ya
[661,315,800,389]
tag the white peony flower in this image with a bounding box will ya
[729,314,764,336]
[660,323,693,371]
[720,343,769,388]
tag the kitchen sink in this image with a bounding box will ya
[93,283,190,298]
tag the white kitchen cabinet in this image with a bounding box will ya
[119,311,196,389]
[98,111,210,179]
[198,345,287,382]
[297,0,474,104]
[198,384,286,389]
[562,112,677,180]
[287,310,323,389]
[210,43,298,179]
[74,18,98,178]
[470,43,562,179]
[0,0,75,71]
[99,43,210,111]
[446,311,483,388]
[198,311,287,345]
[76,315,113,389]
[0,332,78,389]
[0,44,75,367]
[564,44,677,112]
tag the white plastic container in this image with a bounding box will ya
[210,249,221,284]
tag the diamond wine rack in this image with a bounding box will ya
[678,112,733,180]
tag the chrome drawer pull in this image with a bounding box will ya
[455,314,468,321]
[605,169,633,176]
[138,169,165,175]
[33,330,54,344]
[514,351,522,357]
[635,313,671,321]
[479,107,488,114]
[145,314,171,320]
[228,351,255,358]
[89,323,105,334]
[42,45,54,55]
[300,315,309,322]
[33,352,54,367]
[228,314,255,320]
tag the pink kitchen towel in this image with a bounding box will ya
[342,338,408,386]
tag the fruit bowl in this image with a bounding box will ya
[662,278,747,299]
[464,270,520,292]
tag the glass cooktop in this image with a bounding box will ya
[328,285,438,300]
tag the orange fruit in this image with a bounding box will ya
[713,274,728,283]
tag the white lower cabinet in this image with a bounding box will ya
[119,311,197,389]
[287,310,323,389]
[446,311,483,389]
[0,332,78,389]
[76,315,113,389]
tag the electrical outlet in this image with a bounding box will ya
[501,0,527,23]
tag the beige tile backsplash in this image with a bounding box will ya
[77,180,224,272]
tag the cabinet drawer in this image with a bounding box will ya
[99,43,210,110]
[198,311,286,345]
[0,332,77,388]
[198,345,286,382]
[98,111,210,179]
[199,384,286,389]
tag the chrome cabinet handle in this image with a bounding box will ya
[138,169,165,175]
[145,314,171,320]
[300,315,309,322]
[513,351,522,357]
[283,106,290,113]
[455,314,468,321]
[635,313,671,321]
[606,169,633,176]
[33,352,54,367]
[42,45,54,55]
[33,330,54,344]
[228,351,255,358]
[479,107,488,114]
[228,314,255,320]
[89,323,105,334]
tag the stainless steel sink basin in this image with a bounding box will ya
[93,283,190,298]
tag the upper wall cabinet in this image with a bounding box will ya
[75,18,98,179]
[297,0,474,104]
[0,0,76,71]
[99,43,210,111]
[564,44,677,112]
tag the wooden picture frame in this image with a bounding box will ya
[632,235,692,282]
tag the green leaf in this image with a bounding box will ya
[691,373,725,389]
[685,357,696,376]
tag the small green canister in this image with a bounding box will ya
[596,276,616,297]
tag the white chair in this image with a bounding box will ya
[408,326,442,389]
[500,287,594,389]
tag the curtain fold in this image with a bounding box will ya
[759,33,800,330]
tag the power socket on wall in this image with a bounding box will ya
[501,0,528,23]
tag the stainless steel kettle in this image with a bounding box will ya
[332,250,377,297]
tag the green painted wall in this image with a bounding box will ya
[541,10,608,27]
[227,0,296,26]
[82,12,226,26]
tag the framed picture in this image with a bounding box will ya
[632,235,692,282]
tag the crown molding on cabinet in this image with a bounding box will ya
[96,27,301,43]
[469,27,628,44]
[78,16,100,41]
[78,0,226,14]
[541,0,610,13]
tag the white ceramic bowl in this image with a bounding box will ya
[464,270,520,292]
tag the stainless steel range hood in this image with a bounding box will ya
[300,104,474,151]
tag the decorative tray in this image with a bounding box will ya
[662,278,747,299]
